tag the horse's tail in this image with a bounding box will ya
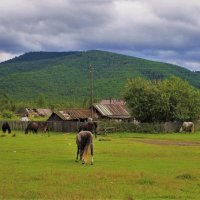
[82,133,93,163]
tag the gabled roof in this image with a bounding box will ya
[26,108,52,117]
[36,108,52,117]
[52,109,91,120]
[93,104,131,119]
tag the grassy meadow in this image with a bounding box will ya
[0,131,200,199]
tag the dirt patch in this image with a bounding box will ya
[134,139,200,146]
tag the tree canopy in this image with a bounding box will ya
[123,76,200,122]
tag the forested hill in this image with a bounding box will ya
[0,50,200,103]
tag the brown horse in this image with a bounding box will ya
[25,122,39,134]
[39,122,49,136]
[78,121,98,138]
[76,131,94,165]
[2,122,11,133]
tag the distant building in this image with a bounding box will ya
[24,108,52,117]
[48,109,91,122]
[92,104,131,121]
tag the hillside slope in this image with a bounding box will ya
[0,50,199,102]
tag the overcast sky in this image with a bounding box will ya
[0,0,200,71]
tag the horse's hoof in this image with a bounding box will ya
[91,163,93,165]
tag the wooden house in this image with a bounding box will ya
[47,109,91,122]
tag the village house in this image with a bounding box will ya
[91,103,131,121]
[24,108,52,117]
[47,109,91,122]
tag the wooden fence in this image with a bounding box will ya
[0,120,199,133]
[0,121,80,133]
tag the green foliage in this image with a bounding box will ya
[1,109,15,119]
[124,76,200,122]
[0,94,16,111]
[36,94,47,107]
[0,50,200,104]
[158,77,200,121]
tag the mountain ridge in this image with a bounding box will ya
[0,50,199,103]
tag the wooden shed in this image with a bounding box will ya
[47,109,91,122]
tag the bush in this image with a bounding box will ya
[1,110,15,119]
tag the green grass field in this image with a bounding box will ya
[0,131,200,200]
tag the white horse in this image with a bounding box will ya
[179,122,194,133]
[20,116,29,122]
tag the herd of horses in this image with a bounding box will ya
[1,120,97,164]
[1,120,195,165]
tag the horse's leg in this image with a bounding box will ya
[41,126,44,136]
[80,149,85,164]
[91,143,94,165]
[76,146,79,162]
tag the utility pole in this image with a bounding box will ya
[89,64,93,118]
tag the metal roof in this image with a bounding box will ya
[93,104,131,119]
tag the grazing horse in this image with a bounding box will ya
[76,131,94,165]
[39,122,49,136]
[25,122,39,134]
[179,122,194,133]
[2,122,11,133]
[20,116,29,121]
[78,121,98,138]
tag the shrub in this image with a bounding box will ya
[1,110,15,119]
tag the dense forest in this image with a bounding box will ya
[0,50,200,107]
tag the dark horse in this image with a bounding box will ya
[76,131,94,165]
[78,121,98,138]
[2,122,11,133]
[39,122,49,136]
[25,122,39,134]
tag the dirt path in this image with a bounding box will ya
[134,139,200,146]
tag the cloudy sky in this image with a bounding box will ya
[0,0,200,71]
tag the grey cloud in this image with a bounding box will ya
[0,0,200,70]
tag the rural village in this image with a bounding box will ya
[1,1,200,199]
